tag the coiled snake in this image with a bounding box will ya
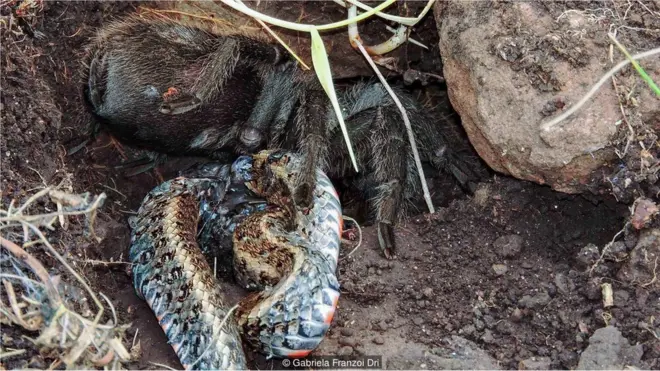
[128,150,342,369]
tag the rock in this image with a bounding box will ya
[340,328,355,337]
[605,241,628,261]
[631,198,659,230]
[473,318,485,331]
[495,320,514,335]
[576,244,600,268]
[377,320,388,331]
[337,346,354,356]
[576,326,644,370]
[372,336,385,345]
[493,235,524,258]
[518,291,551,309]
[481,330,495,344]
[422,287,434,298]
[428,336,502,369]
[511,308,523,322]
[617,228,660,284]
[460,324,476,336]
[338,337,357,347]
[413,317,424,326]
[492,264,508,275]
[435,2,659,193]
[519,356,552,370]
[613,290,630,306]
[554,273,575,295]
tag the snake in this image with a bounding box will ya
[128,150,343,369]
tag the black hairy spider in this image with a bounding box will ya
[79,13,486,259]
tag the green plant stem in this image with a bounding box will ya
[608,33,660,97]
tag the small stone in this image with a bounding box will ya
[494,234,524,258]
[422,287,434,298]
[481,329,495,344]
[377,321,388,331]
[343,281,355,292]
[337,346,354,356]
[376,269,383,275]
[554,273,575,296]
[417,300,426,308]
[614,290,630,306]
[460,324,476,335]
[518,291,551,309]
[372,336,385,345]
[521,261,534,269]
[483,315,496,328]
[413,317,424,326]
[576,244,600,268]
[368,267,376,275]
[496,320,513,335]
[340,328,355,337]
[338,337,357,347]
[511,308,523,322]
[519,356,552,370]
[492,264,508,275]
[473,318,485,330]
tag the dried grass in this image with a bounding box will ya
[0,185,131,369]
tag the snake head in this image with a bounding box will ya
[244,150,298,198]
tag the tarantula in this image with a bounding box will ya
[80,13,485,258]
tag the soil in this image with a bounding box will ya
[1,1,658,370]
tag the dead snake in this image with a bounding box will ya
[128,150,342,369]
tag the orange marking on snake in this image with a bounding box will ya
[287,350,312,358]
[325,296,339,325]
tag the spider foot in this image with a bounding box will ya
[377,222,396,260]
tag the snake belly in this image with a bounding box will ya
[128,150,342,370]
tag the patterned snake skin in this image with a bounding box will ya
[129,150,342,369]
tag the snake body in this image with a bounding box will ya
[128,150,342,369]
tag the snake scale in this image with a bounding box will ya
[128,150,343,369]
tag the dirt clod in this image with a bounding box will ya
[494,234,524,258]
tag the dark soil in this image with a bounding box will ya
[1,1,657,370]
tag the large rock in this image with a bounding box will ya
[576,326,643,370]
[435,1,660,193]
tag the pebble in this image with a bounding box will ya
[460,324,476,336]
[368,267,376,275]
[492,264,508,276]
[511,308,523,322]
[413,317,424,326]
[554,273,574,295]
[481,329,495,344]
[372,336,385,345]
[422,287,433,298]
[576,244,600,268]
[340,328,355,337]
[518,291,551,309]
[377,320,388,331]
[473,318,485,330]
[519,356,552,370]
[614,290,630,305]
[337,346,354,356]
[338,337,357,347]
[417,300,426,308]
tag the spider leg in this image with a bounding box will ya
[114,152,167,177]
[291,86,330,208]
[366,106,409,260]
